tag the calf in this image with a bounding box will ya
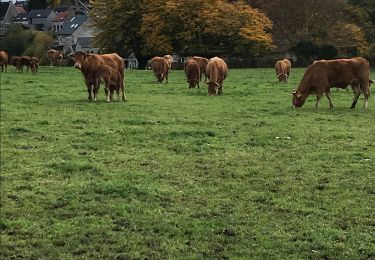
[0,51,8,72]
[292,57,371,109]
[206,57,228,95]
[97,64,123,102]
[184,59,200,89]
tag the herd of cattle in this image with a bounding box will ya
[0,49,373,108]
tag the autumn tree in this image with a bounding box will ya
[246,0,369,57]
[91,0,273,67]
[140,0,274,57]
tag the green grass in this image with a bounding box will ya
[1,66,374,259]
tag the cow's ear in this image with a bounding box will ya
[68,53,75,59]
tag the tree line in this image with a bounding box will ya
[91,0,375,68]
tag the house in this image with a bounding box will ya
[13,12,28,26]
[75,36,100,54]
[55,14,95,53]
[28,8,56,31]
[0,1,17,37]
[52,10,72,32]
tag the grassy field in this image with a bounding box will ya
[1,66,374,259]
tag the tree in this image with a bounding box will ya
[24,31,54,64]
[90,0,148,67]
[90,0,274,68]
[0,25,34,57]
[25,0,48,11]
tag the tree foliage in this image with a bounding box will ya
[91,0,273,64]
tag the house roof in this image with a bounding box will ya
[52,10,72,22]
[28,8,53,19]
[77,37,93,48]
[15,5,26,14]
[0,2,10,20]
[13,12,27,22]
[54,6,70,14]
[56,15,87,35]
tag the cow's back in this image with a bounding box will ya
[192,56,208,74]
[151,57,169,74]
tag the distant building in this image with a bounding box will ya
[55,15,95,53]
[52,10,73,32]
[0,1,17,37]
[13,12,28,26]
[28,8,56,31]
[76,36,100,54]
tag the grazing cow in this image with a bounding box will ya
[192,56,209,82]
[206,57,228,95]
[275,59,291,83]
[184,58,200,89]
[18,56,37,73]
[0,51,8,72]
[97,64,123,102]
[47,49,63,66]
[31,57,39,72]
[148,56,170,83]
[69,51,126,101]
[10,56,21,72]
[292,57,371,109]
[163,54,173,71]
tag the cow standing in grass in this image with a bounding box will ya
[0,51,8,72]
[97,64,123,102]
[192,56,209,83]
[148,56,170,84]
[275,59,291,83]
[206,57,228,95]
[69,51,126,101]
[292,57,371,109]
[185,58,200,89]
[47,49,63,66]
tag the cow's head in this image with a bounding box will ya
[68,51,89,70]
[207,82,219,96]
[277,74,288,83]
[58,51,64,62]
[292,90,306,108]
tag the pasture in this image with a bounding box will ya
[1,66,374,259]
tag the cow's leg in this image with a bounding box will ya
[218,83,223,95]
[93,83,100,102]
[350,84,361,109]
[325,90,334,108]
[86,82,93,101]
[361,80,370,109]
[104,84,110,102]
[315,92,324,108]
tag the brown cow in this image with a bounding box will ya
[18,56,37,73]
[31,57,39,72]
[10,56,21,72]
[47,49,63,66]
[69,51,126,101]
[97,64,123,102]
[275,59,291,83]
[148,56,170,83]
[192,56,209,82]
[206,57,228,95]
[184,58,200,89]
[292,57,371,109]
[0,51,8,72]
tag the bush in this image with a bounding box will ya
[0,24,33,57]
[24,31,54,65]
